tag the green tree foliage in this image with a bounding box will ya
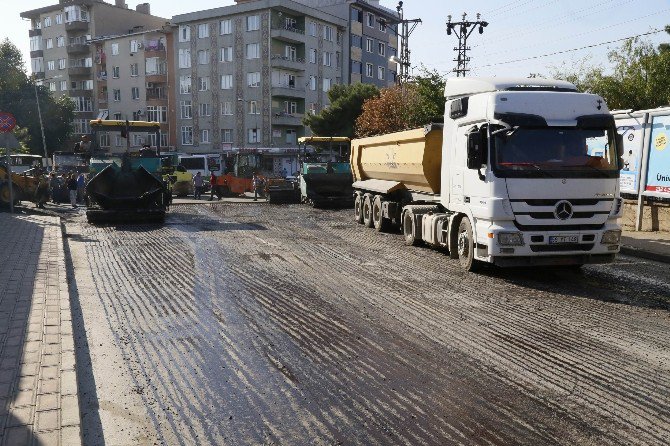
[553,29,670,110]
[0,39,74,156]
[411,65,447,123]
[303,83,379,138]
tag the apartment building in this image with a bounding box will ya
[294,0,399,87]
[20,0,166,144]
[171,0,347,166]
[91,29,174,153]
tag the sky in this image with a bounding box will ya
[5,0,670,79]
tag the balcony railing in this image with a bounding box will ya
[146,90,168,100]
[144,41,166,52]
[271,24,305,35]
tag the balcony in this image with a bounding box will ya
[68,66,92,76]
[34,72,45,80]
[272,84,306,99]
[30,50,43,59]
[272,110,304,126]
[65,21,89,32]
[66,44,89,55]
[29,29,42,37]
[271,54,306,71]
[144,41,166,58]
[271,25,305,44]
[146,73,167,84]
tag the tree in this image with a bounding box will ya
[355,84,425,137]
[303,83,379,138]
[411,66,447,123]
[0,39,74,157]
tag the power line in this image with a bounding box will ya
[446,13,489,77]
[473,29,664,68]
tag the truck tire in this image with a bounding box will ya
[457,217,478,271]
[402,210,419,246]
[372,195,388,232]
[354,194,364,224]
[363,195,374,228]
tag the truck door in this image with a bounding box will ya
[450,127,468,205]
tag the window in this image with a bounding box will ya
[57,36,65,48]
[351,8,362,22]
[145,57,164,75]
[220,19,232,35]
[284,101,297,115]
[366,63,373,77]
[82,80,93,90]
[308,103,317,115]
[199,103,211,117]
[323,78,331,92]
[366,38,374,53]
[131,87,140,100]
[180,75,192,94]
[130,63,138,77]
[380,20,387,32]
[323,52,332,67]
[44,16,52,28]
[220,46,233,62]
[179,48,191,68]
[180,100,192,119]
[378,66,385,80]
[48,82,56,92]
[130,40,139,53]
[72,119,91,135]
[248,128,260,143]
[46,38,53,49]
[246,43,260,59]
[179,25,191,42]
[378,42,385,56]
[351,61,362,74]
[198,129,209,144]
[286,129,296,144]
[113,89,121,101]
[58,59,66,70]
[30,36,42,52]
[198,77,210,91]
[285,45,297,61]
[246,15,260,31]
[309,76,316,91]
[59,80,67,91]
[47,60,55,71]
[221,129,233,143]
[221,74,233,89]
[113,113,122,121]
[351,35,362,48]
[147,106,167,123]
[99,132,110,148]
[181,126,193,145]
[112,66,119,78]
[308,21,317,36]
[323,26,333,42]
[55,14,62,25]
[111,43,119,56]
[198,24,209,39]
[249,101,259,115]
[64,6,89,23]
[197,49,210,65]
[367,13,375,27]
[221,102,233,115]
[247,72,261,87]
[132,133,144,146]
[309,49,317,64]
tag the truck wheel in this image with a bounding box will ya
[354,194,364,224]
[363,195,374,228]
[457,217,478,271]
[402,211,419,246]
[372,195,388,232]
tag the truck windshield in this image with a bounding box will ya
[492,126,619,177]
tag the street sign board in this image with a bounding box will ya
[0,112,17,134]
[644,113,670,196]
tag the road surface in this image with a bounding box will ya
[63,203,670,445]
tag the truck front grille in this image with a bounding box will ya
[530,244,594,252]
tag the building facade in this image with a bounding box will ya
[294,0,399,88]
[171,0,347,165]
[91,29,174,153]
[20,0,167,145]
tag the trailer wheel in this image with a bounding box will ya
[457,217,478,271]
[354,194,364,224]
[372,195,388,232]
[363,195,374,228]
[402,211,419,246]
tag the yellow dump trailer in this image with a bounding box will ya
[350,125,443,194]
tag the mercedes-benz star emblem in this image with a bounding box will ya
[554,200,573,220]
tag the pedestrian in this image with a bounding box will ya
[252,173,260,201]
[77,172,86,203]
[209,171,217,201]
[193,172,203,200]
[67,174,78,208]
[49,172,58,203]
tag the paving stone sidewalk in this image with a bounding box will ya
[0,214,80,446]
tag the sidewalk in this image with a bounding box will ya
[0,213,80,446]
[621,230,670,263]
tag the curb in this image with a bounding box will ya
[619,246,670,264]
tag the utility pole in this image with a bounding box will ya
[384,1,421,85]
[446,13,488,77]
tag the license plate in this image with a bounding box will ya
[549,235,578,244]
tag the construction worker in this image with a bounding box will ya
[209,171,217,201]
[252,173,260,201]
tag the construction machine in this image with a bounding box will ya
[297,136,353,207]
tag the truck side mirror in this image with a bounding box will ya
[615,133,624,157]
[467,131,484,169]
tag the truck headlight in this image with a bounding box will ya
[498,232,524,246]
[601,230,621,244]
